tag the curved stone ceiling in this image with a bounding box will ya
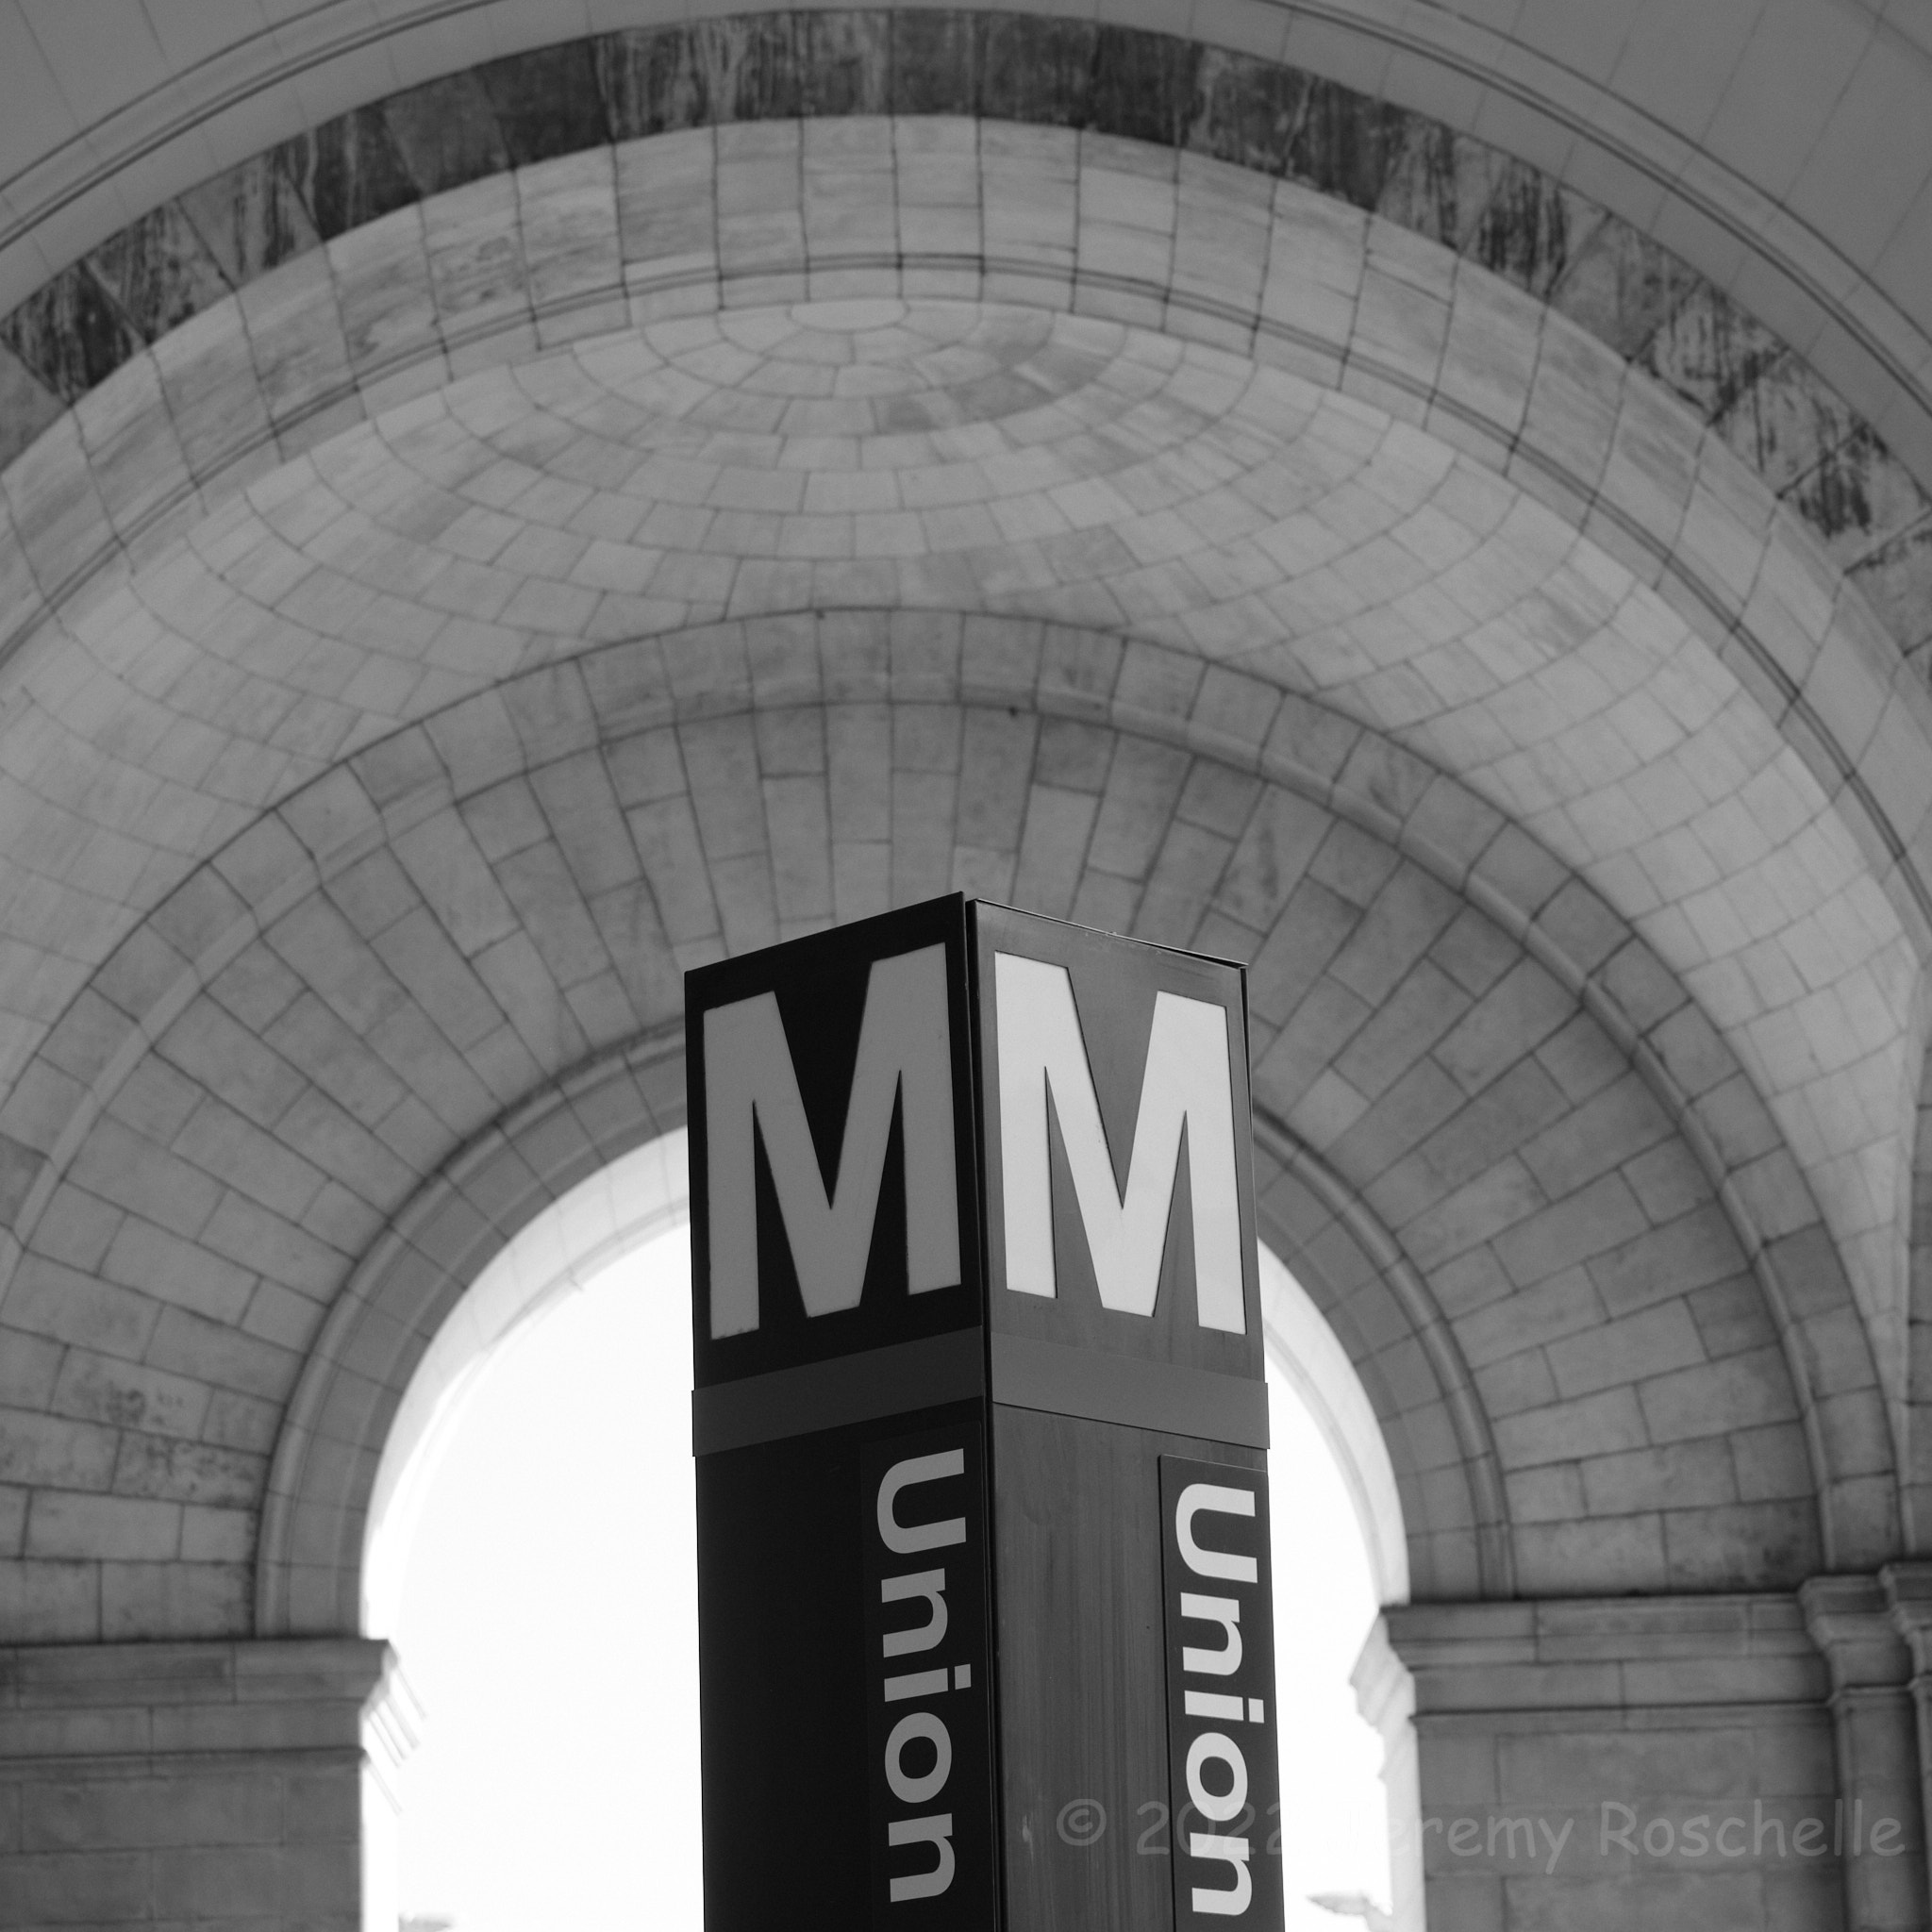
[0,0,1927,501]
[0,13,1925,676]
[7,617,1861,1641]
[0,290,1913,1434]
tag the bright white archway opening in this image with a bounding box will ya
[361,1129,691,1639]
[1261,1246,1409,1611]
[365,1133,1407,1930]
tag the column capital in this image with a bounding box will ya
[1383,1591,1826,1715]
[1351,1614,1415,1738]
[1381,1590,1886,1930]
[1800,1575,1913,1695]
[1884,1563,1932,1671]
[0,1635,395,1764]
[0,1637,397,1926]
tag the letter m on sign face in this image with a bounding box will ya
[687,898,982,1387]
[974,905,1262,1374]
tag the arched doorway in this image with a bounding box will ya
[361,1129,1412,1929]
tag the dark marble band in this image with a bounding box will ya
[991,1332,1270,1450]
[691,1326,986,1454]
[0,11,1923,672]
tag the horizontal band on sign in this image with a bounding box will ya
[691,1327,987,1456]
[990,1332,1270,1449]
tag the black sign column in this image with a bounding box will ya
[974,905,1282,1931]
[686,895,1282,1930]
[686,898,999,1927]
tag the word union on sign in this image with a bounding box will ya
[1159,1457,1285,1926]
[862,1424,998,1924]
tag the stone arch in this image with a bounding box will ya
[263,1056,1424,1641]
[2,20,1930,1927]
[1257,1120,1510,1603]
[1906,1041,1932,1548]
[0,610,1880,1641]
[260,1031,689,1637]
[0,149,1917,1467]
[3,5,1930,508]
[1258,1235,1411,1609]
[1,105,1924,951]
[0,67,1920,1632]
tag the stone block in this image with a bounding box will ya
[146,1769,286,1847]
[1456,1265,1604,1373]
[74,356,192,541]
[1431,905,1528,999]
[1010,785,1098,920]
[145,1306,300,1407]
[50,1349,213,1441]
[1331,1056,1475,1185]
[1581,1438,1737,1517]
[0,1333,59,1416]
[5,1254,163,1366]
[179,1507,254,1566]
[0,1849,150,1924]
[1328,862,1461,1006]
[1587,1205,1751,1317]
[1518,316,1623,504]
[1215,788,1331,935]
[1437,268,1541,442]
[1434,960,1578,1099]
[1494,1385,1649,1471]
[1505,1457,1583,1519]
[1398,1059,1572,1217]
[240,248,357,440]
[136,328,256,519]
[519,148,622,324]
[26,1492,180,1562]
[1084,735,1188,878]
[151,1842,287,1917]
[20,1773,156,1853]
[1661,1501,1818,1591]
[1510,1513,1671,1595]
[1683,1275,1778,1362]
[1522,1074,1674,1201]
[1638,1347,1802,1445]
[955,708,1038,853]
[2,414,112,601]
[282,1767,359,1844]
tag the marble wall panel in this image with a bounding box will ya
[0,269,141,408]
[891,8,980,118]
[473,41,610,167]
[275,107,421,243]
[1187,43,1310,179]
[0,343,60,475]
[82,207,232,352]
[379,68,510,201]
[178,154,323,291]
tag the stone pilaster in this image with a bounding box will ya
[1384,1593,1845,1930]
[1801,1575,1929,1931]
[1884,1561,1932,1923]
[0,1638,395,1931]
[1353,1616,1424,1931]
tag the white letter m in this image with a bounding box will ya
[704,943,959,1338]
[994,952,1244,1333]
